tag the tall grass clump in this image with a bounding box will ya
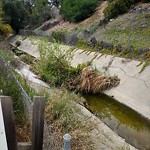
[0,68,25,123]
[35,42,84,86]
[66,66,120,93]
[35,41,120,93]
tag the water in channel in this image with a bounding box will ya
[83,94,150,150]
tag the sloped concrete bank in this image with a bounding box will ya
[71,50,150,120]
[9,35,150,120]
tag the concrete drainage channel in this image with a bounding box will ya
[83,94,150,150]
[7,35,150,149]
[9,35,150,120]
[3,55,136,149]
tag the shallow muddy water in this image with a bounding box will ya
[83,94,150,150]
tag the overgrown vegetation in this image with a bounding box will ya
[0,70,25,122]
[66,66,120,93]
[60,0,98,22]
[0,49,13,61]
[0,51,37,141]
[35,41,83,86]
[33,39,120,93]
[51,30,67,43]
[0,69,32,141]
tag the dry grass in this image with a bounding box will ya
[44,89,93,150]
[16,119,31,142]
[78,67,120,93]
[67,67,120,94]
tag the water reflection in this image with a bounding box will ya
[83,94,150,149]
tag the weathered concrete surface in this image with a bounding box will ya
[13,57,50,93]
[9,35,150,120]
[72,50,150,120]
[9,35,40,59]
[77,104,137,150]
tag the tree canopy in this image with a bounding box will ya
[0,6,12,37]
[1,0,52,33]
[60,0,98,22]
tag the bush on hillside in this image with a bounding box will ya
[51,31,67,43]
[104,0,135,20]
[104,0,150,20]
[60,0,98,22]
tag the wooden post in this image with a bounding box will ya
[0,96,18,150]
[32,96,45,150]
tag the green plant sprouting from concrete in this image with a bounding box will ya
[35,41,86,86]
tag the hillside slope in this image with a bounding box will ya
[41,2,149,47]
[92,3,150,50]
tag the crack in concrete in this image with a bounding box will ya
[120,77,129,86]
[109,66,150,89]
[109,66,126,74]
[103,57,114,72]
[144,81,150,89]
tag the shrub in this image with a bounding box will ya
[35,42,74,86]
[51,31,67,43]
[60,0,98,22]
[104,0,134,20]
[0,24,12,36]
[104,0,149,20]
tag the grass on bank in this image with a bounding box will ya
[44,89,93,150]
[0,50,37,142]
[0,47,92,148]
[0,67,32,142]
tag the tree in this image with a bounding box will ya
[2,0,52,33]
[2,0,29,33]
[60,0,98,22]
[0,6,12,37]
[30,0,52,23]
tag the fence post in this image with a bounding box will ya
[63,133,71,150]
[0,96,18,150]
[32,96,45,150]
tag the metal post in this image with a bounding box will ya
[63,133,71,150]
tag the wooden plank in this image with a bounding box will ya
[1,96,17,150]
[32,96,45,150]
[0,99,8,150]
